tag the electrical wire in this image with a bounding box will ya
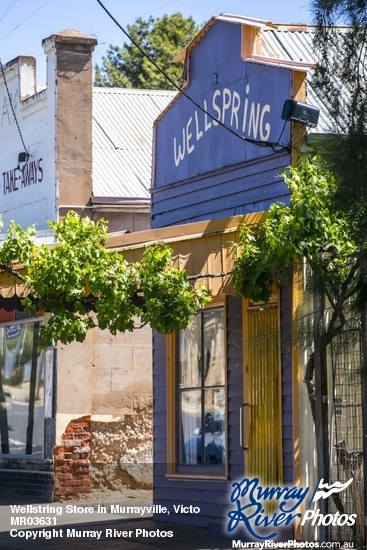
[0,58,28,155]
[188,271,232,280]
[94,0,182,35]
[96,0,290,153]
[290,125,313,150]
[272,119,288,151]
[0,0,18,25]
[0,0,51,44]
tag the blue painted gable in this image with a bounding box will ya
[152,19,293,228]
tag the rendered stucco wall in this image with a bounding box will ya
[43,30,97,216]
[92,210,151,234]
[0,30,154,501]
[91,324,152,415]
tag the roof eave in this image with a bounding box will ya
[245,55,317,71]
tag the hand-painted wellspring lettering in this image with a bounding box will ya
[227,477,356,541]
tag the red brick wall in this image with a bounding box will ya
[53,416,91,500]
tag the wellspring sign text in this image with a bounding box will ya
[154,61,291,185]
[227,477,356,540]
[173,84,271,167]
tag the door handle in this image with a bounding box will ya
[240,401,250,451]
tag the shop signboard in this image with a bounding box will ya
[154,21,291,187]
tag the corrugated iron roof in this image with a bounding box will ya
[92,88,176,199]
[262,26,331,132]
[262,26,355,134]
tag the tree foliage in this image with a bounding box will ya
[0,212,209,348]
[94,13,199,89]
[232,158,356,303]
[311,0,367,242]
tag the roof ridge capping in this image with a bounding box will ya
[92,87,176,95]
[271,23,311,31]
[216,13,278,29]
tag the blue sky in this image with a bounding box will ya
[0,0,313,84]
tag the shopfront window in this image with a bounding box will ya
[178,307,226,469]
[0,319,45,456]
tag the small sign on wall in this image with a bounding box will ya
[6,324,21,339]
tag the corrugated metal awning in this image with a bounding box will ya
[244,55,316,72]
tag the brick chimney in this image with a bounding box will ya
[42,30,97,217]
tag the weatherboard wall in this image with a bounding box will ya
[151,151,290,227]
[153,296,245,528]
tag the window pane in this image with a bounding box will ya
[0,320,44,456]
[179,390,201,464]
[203,309,225,387]
[178,314,201,388]
[204,388,225,465]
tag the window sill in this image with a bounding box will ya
[165,473,228,481]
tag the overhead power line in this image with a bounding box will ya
[0,0,51,44]
[0,0,18,25]
[0,58,28,155]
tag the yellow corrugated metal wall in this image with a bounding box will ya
[246,305,282,485]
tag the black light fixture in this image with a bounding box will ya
[18,151,29,163]
[282,99,320,128]
[17,151,29,169]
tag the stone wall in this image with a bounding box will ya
[53,409,152,501]
[90,408,153,494]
